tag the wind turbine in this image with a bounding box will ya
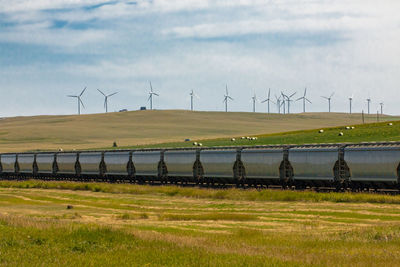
[67,87,86,115]
[281,92,286,114]
[348,94,354,114]
[296,88,312,113]
[283,91,296,114]
[366,97,371,114]
[189,90,199,111]
[275,94,281,113]
[251,92,257,112]
[321,92,334,112]
[379,102,384,114]
[261,88,274,114]
[97,89,118,113]
[223,85,233,112]
[148,81,159,110]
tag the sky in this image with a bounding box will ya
[0,0,399,117]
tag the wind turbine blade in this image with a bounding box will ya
[268,88,270,99]
[148,95,151,102]
[290,92,296,98]
[330,92,335,98]
[97,89,106,97]
[67,95,77,98]
[306,98,312,104]
[321,96,329,100]
[80,87,87,97]
[79,98,85,109]
[304,88,307,97]
[108,92,118,97]
[295,97,302,101]
[153,93,159,96]
[149,81,153,92]
[261,99,267,103]
[228,96,233,101]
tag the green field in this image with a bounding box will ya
[0,110,397,152]
[1,181,400,266]
[115,120,400,149]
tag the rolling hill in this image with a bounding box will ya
[0,110,397,152]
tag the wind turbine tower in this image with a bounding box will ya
[223,85,233,112]
[148,81,159,110]
[366,97,371,114]
[296,88,312,113]
[281,92,286,114]
[275,95,281,114]
[97,89,118,113]
[67,87,86,115]
[261,89,274,114]
[380,102,384,115]
[283,92,296,114]
[321,92,334,112]
[251,93,257,112]
[189,90,200,111]
[349,95,353,114]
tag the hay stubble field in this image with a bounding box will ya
[1,181,400,266]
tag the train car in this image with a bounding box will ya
[103,151,132,179]
[132,150,162,181]
[288,146,340,187]
[0,154,17,174]
[241,147,284,185]
[36,153,56,175]
[199,149,238,184]
[79,152,103,176]
[56,152,78,176]
[18,153,36,175]
[164,149,197,183]
[344,144,400,188]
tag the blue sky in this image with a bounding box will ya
[0,0,399,116]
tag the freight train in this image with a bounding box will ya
[1,142,400,190]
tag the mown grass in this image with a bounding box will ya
[115,120,400,149]
[1,215,296,267]
[2,183,400,266]
[158,212,258,221]
[1,180,400,204]
[0,184,400,266]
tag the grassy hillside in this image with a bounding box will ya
[1,181,400,266]
[126,120,400,149]
[0,110,397,152]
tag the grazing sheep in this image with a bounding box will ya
[198,143,203,146]
[388,123,393,126]
[319,129,324,133]
[231,138,236,141]
[193,142,198,146]
[338,132,344,136]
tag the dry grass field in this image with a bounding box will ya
[1,181,400,266]
[0,110,397,152]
